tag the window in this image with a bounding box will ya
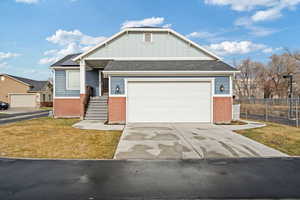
[66,70,80,90]
[43,94,46,102]
[144,33,152,43]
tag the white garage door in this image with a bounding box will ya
[10,94,37,108]
[127,80,212,123]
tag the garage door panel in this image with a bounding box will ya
[10,94,36,108]
[127,81,211,123]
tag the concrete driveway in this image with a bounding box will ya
[114,123,287,160]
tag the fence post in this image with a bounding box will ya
[265,99,268,121]
[296,97,299,128]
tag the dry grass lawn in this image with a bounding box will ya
[236,122,300,156]
[0,117,122,159]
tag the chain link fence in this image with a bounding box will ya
[234,98,300,128]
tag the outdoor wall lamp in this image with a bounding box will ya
[115,85,121,94]
[219,84,225,92]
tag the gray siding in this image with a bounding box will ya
[55,69,100,97]
[215,76,230,95]
[110,76,231,95]
[55,70,80,97]
[87,32,213,59]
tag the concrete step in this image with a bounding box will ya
[86,110,107,113]
[85,113,108,117]
[84,117,107,120]
[88,103,108,106]
[86,111,107,114]
[89,101,108,104]
[85,116,107,119]
[87,107,108,110]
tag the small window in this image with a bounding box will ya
[144,33,152,43]
[43,94,46,102]
[66,70,80,90]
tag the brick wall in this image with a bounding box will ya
[213,97,232,123]
[53,98,80,118]
[108,97,126,124]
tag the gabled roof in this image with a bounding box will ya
[1,74,50,92]
[73,27,221,61]
[51,53,81,67]
[104,60,238,71]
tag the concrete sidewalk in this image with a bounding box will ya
[115,123,286,160]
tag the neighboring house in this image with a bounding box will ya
[0,74,53,108]
[51,27,238,124]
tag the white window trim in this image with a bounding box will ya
[66,70,80,90]
[143,33,153,43]
[109,76,127,97]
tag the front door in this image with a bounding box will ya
[99,71,108,96]
[102,78,109,95]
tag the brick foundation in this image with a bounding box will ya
[213,97,232,123]
[108,97,126,124]
[53,98,80,118]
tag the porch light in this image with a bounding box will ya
[116,85,121,94]
[219,84,225,92]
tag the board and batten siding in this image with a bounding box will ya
[86,32,213,59]
[55,70,100,97]
[110,76,231,95]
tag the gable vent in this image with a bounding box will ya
[144,33,152,43]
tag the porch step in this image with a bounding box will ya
[85,116,107,119]
[84,96,108,120]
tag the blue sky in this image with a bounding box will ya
[1,0,300,80]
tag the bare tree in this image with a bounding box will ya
[267,53,298,97]
[234,59,265,98]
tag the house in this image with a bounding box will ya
[51,27,239,124]
[0,74,53,108]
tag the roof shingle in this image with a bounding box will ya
[3,74,49,92]
[103,60,238,71]
[50,53,81,67]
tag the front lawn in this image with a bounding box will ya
[0,117,122,159]
[235,122,300,156]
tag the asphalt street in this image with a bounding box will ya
[0,111,49,125]
[0,157,300,199]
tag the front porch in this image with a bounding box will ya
[79,60,110,120]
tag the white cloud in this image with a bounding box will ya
[262,47,283,53]
[121,17,165,29]
[40,29,107,64]
[15,0,39,4]
[205,0,300,23]
[162,24,172,28]
[186,31,217,39]
[251,7,282,21]
[0,52,20,60]
[235,17,277,36]
[186,30,227,42]
[205,40,276,55]
[204,0,276,11]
